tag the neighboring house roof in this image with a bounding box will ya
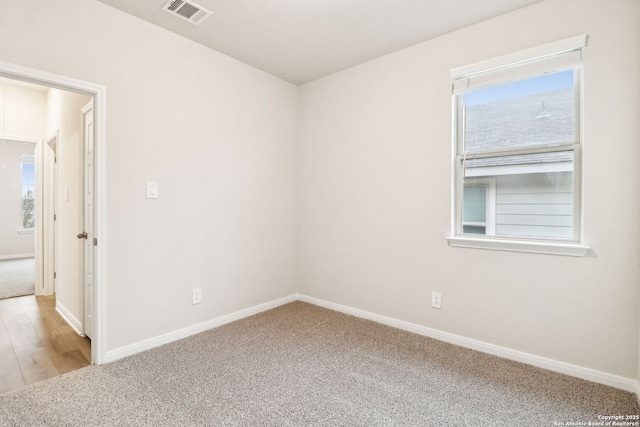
[464,88,574,170]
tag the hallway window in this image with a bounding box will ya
[21,155,35,231]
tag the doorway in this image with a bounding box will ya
[0,77,94,392]
[0,60,105,367]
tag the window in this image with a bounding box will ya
[463,177,495,235]
[21,155,35,231]
[448,36,589,256]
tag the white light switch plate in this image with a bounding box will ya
[146,181,158,199]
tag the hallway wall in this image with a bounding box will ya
[45,89,92,327]
[0,83,46,259]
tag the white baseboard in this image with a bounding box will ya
[104,294,297,363]
[100,291,640,397]
[0,253,34,260]
[296,294,639,394]
[56,302,84,336]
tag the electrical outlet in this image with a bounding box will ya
[431,291,442,309]
[146,181,158,199]
[192,288,202,305]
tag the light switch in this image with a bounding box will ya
[146,181,158,199]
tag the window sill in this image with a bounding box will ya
[446,236,590,257]
[18,229,34,235]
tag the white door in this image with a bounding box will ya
[81,102,94,340]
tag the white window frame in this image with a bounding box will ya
[447,35,590,257]
[20,154,35,233]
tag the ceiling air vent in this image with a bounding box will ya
[163,0,212,25]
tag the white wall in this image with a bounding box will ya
[0,84,46,258]
[299,0,640,380]
[0,0,298,350]
[0,83,46,138]
[0,141,36,258]
[45,89,91,325]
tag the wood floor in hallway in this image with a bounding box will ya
[0,295,91,394]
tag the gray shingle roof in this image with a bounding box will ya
[464,88,574,169]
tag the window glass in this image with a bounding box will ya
[462,70,575,153]
[454,64,580,242]
[463,186,486,224]
[22,159,35,230]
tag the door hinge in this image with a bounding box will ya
[93,238,98,246]
[54,272,57,279]
[54,214,57,221]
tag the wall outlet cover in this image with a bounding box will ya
[192,288,202,304]
[431,291,442,309]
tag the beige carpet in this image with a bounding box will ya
[0,301,637,426]
[0,258,35,300]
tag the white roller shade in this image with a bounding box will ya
[451,34,587,95]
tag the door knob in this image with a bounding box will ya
[77,232,88,239]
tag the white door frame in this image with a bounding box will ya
[43,131,59,296]
[0,60,107,365]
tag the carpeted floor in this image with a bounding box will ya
[0,258,35,300]
[0,301,637,426]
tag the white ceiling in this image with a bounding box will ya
[95,0,545,85]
